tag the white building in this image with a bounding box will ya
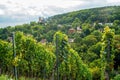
[68,38,75,43]
[76,27,82,33]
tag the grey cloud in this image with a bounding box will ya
[6,0,12,4]
[28,6,37,9]
[79,0,107,1]
[65,0,109,11]
[82,0,107,5]
[0,4,7,9]
[42,6,66,17]
[46,6,65,13]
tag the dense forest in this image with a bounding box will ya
[0,6,120,80]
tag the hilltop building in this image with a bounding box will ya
[38,17,45,24]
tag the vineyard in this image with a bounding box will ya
[0,6,120,80]
[0,26,120,80]
[0,31,92,80]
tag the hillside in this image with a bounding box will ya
[48,6,120,24]
[0,6,120,80]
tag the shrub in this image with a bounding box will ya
[113,74,120,80]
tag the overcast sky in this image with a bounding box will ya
[0,0,120,27]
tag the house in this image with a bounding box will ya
[105,23,113,26]
[76,27,82,33]
[57,24,63,28]
[40,39,47,44]
[98,23,103,25]
[8,37,12,42]
[93,23,96,27]
[68,28,75,34]
[68,38,75,43]
[99,28,103,32]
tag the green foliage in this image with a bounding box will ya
[0,31,56,79]
[0,40,13,73]
[113,35,120,70]
[54,31,92,80]
[82,35,97,46]
[89,59,101,80]
[0,75,13,80]
[91,30,102,41]
[113,74,120,80]
[72,18,81,27]
[0,75,6,80]
[19,76,42,80]
[90,67,101,80]
[15,32,56,78]
[100,26,115,80]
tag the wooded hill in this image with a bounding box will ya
[48,6,120,24]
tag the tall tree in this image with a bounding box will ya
[100,26,115,80]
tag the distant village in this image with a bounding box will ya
[38,17,114,44]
